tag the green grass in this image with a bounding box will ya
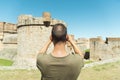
[0,59,13,66]
[84,60,93,64]
[84,49,90,53]
[92,61,119,71]
[0,69,40,80]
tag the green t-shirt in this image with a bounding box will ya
[36,53,84,80]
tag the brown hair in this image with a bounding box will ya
[52,23,67,43]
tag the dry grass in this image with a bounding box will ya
[0,60,120,80]
[78,61,120,80]
[0,69,40,80]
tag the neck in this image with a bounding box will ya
[52,42,67,57]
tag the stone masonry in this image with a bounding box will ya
[13,12,67,67]
[0,22,17,60]
[90,37,120,61]
[67,35,89,54]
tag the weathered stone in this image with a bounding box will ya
[0,40,3,51]
[0,32,3,40]
[42,12,51,21]
[0,47,17,60]
[42,12,51,18]
[17,15,33,25]
[4,23,17,33]
[0,22,4,32]
[0,22,17,60]
[2,33,17,44]
[90,37,120,61]
[76,38,89,52]
[14,13,67,67]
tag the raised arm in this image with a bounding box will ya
[38,36,52,54]
[67,35,84,58]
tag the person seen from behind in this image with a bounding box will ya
[37,23,84,80]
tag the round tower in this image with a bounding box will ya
[13,12,66,68]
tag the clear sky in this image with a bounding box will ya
[0,0,120,39]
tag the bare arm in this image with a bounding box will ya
[67,35,84,58]
[38,37,52,54]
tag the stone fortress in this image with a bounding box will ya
[0,22,17,60]
[90,37,120,60]
[0,12,119,68]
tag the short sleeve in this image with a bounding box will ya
[73,54,84,68]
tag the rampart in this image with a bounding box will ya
[0,22,17,60]
[90,37,120,60]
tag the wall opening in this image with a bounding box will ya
[84,52,90,59]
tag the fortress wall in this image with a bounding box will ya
[14,15,52,67]
[15,25,52,67]
[90,37,120,61]
[90,38,101,60]
[3,33,17,44]
[0,13,119,68]
[0,22,17,32]
[0,22,4,32]
[4,23,17,33]
[107,38,120,55]
[0,32,3,40]
[0,22,17,60]
[0,22,17,41]
[76,38,89,53]
[0,22,4,40]
[66,34,89,54]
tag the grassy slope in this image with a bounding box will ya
[0,60,120,80]
[0,59,13,66]
[78,61,120,80]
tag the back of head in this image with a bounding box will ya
[52,23,67,43]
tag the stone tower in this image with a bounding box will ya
[13,12,66,68]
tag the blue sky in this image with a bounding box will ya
[0,0,120,39]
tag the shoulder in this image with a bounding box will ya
[73,53,84,67]
[37,53,44,57]
[36,53,50,64]
[37,53,47,59]
[37,52,47,56]
[69,53,84,61]
[69,53,84,67]
[71,53,83,58]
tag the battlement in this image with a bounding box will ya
[106,37,120,41]
[90,36,120,61]
[90,38,102,41]
[90,37,120,43]
[17,12,66,28]
[0,22,17,33]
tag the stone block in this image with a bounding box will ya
[2,33,17,44]
[0,22,4,32]
[0,32,3,40]
[0,47,17,60]
[4,23,17,32]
